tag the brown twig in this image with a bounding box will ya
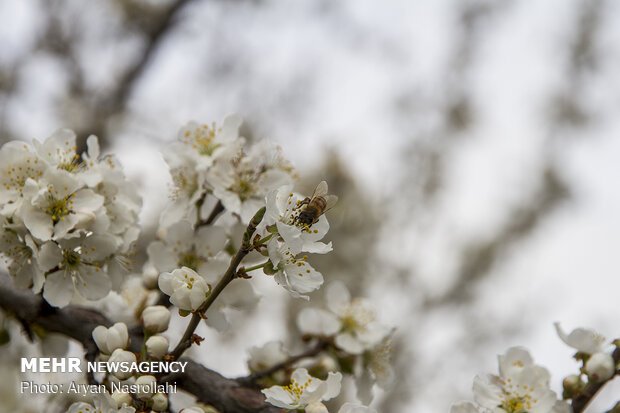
[242,340,329,384]
[169,207,266,360]
[161,360,283,413]
[198,200,225,227]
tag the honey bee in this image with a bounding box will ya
[296,181,338,226]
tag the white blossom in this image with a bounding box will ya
[298,282,390,354]
[267,240,323,299]
[0,140,45,215]
[261,184,332,255]
[38,233,118,307]
[0,131,141,307]
[472,347,558,413]
[261,368,342,410]
[0,228,45,291]
[147,220,228,282]
[247,341,288,373]
[18,169,104,241]
[92,322,129,354]
[208,139,294,223]
[158,266,211,311]
[172,115,244,171]
[554,322,607,354]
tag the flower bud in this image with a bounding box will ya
[135,375,157,400]
[142,262,160,289]
[306,402,329,413]
[562,374,581,398]
[318,355,339,373]
[108,349,137,380]
[141,306,171,333]
[146,335,169,359]
[585,352,615,381]
[92,322,129,354]
[152,392,168,411]
[111,390,133,408]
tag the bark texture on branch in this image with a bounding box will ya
[0,273,282,413]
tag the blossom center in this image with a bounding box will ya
[178,252,203,272]
[57,153,82,172]
[284,377,311,403]
[184,123,221,156]
[2,159,43,193]
[499,395,531,413]
[182,270,197,290]
[171,167,198,199]
[231,173,258,201]
[45,195,73,224]
[61,249,82,270]
[341,300,375,333]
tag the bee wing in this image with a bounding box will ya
[323,194,338,212]
[312,181,329,197]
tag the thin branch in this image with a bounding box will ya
[169,207,266,359]
[242,340,329,384]
[198,200,225,227]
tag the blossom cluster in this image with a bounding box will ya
[151,116,335,313]
[0,130,141,307]
[452,324,619,413]
[247,282,394,411]
[1,117,390,413]
[261,368,377,413]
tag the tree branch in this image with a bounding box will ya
[0,272,281,413]
[161,361,283,413]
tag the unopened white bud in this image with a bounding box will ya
[141,305,171,333]
[111,390,132,408]
[135,375,157,399]
[92,322,129,354]
[306,402,329,413]
[585,352,615,381]
[146,335,169,359]
[152,392,168,411]
[108,349,137,380]
[143,262,160,289]
[318,355,338,372]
